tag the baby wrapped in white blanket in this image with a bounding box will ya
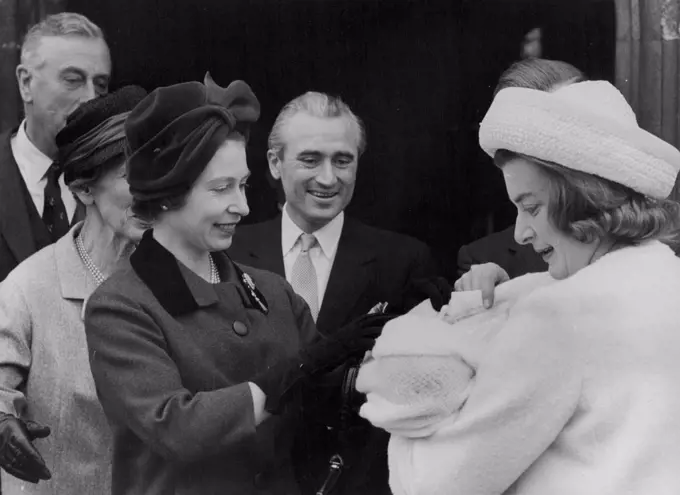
[355,272,555,487]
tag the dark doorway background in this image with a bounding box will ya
[67,0,616,278]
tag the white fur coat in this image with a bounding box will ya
[357,272,555,438]
[358,241,680,495]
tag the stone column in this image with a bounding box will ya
[615,0,680,199]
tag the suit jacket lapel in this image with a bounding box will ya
[316,219,376,334]
[242,217,286,277]
[0,130,40,262]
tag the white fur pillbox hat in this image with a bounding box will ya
[479,81,680,199]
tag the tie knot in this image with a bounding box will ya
[44,162,61,183]
[299,233,317,253]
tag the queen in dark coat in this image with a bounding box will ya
[84,74,390,495]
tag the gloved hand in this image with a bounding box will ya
[0,413,52,483]
[253,313,396,414]
[392,276,454,313]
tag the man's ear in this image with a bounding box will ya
[267,149,282,180]
[73,186,95,206]
[15,64,34,104]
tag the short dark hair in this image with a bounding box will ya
[494,58,586,96]
[131,193,188,223]
[67,155,124,194]
[494,149,680,248]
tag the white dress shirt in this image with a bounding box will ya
[282,204,344,310]
[10,121,77,221]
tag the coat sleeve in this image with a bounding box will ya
[457,228,513,278]
[0,277,31,417]
[391,293,582,495]
[85,287,258,464]
[456,243,476,278]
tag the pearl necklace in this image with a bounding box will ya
[75,233,106,287]
[209,254,221,284]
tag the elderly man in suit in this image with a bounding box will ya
[229,91,436,495]
[0,12,110,282]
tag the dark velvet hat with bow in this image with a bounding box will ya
[125,73,260,201]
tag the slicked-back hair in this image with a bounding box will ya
[21,12,105,67]
[268,91,366,158]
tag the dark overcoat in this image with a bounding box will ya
[84,230,316,495]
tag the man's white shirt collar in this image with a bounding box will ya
[12,120,53,184]
[281,204,344,259]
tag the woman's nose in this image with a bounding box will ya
[514,219,534,245]
[229,190,250,217]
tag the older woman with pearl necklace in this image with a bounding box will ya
[0,86,148,494]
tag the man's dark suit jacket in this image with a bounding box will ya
[0,130,84,283]
[0,130,55,283]
[229,215,437,335]
[229,215,437,495]
[457,225,547,279]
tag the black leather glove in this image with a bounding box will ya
[0,413,51,483]
[392,276,453,313]
[253,313,396,414]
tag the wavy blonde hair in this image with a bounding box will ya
[494,149,680,248]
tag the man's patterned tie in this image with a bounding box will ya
[42,162,69,241]
[291,233,319,321]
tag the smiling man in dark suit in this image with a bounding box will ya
[0,13,110,282]
[229,92,435,335]
[229,91,436,495]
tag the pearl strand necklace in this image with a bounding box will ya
[209,254,221,284]
[75,233,106,287]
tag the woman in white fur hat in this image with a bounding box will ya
[358,79,680,495]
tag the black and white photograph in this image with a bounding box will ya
[0,0,679,494]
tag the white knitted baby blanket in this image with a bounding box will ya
[356,271,555,438]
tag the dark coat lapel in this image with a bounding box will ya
[316,218,376,334]
[234,218,286,277]
[0,130,41,262]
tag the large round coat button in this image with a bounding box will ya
[232,321,248,336]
